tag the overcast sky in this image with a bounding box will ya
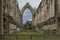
[17,0,41,24]
[17,0,41,10]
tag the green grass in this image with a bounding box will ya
[4,36,16,40]
[4,35,60,40]
[4,30,60,40]
[16,31,43,35]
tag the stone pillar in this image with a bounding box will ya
[55,0,60,16]
[20,14,23,29]
[32,15,35,29]
[32,15,34,26]
[55,0,60,34]
[0,0,3,35]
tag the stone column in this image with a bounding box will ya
[32,15,35,29]
[20,14,23,28]
[0,0,3,35]
[55,0,60,34]
[32,15,34,26]
[55,0,60,16]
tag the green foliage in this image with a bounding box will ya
[23,21,32,30]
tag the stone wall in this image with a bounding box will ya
[2,0,21,35]
[34,0,60,35]
[34,0,55,25]
[9,23,17,34]
[0,0,3,35]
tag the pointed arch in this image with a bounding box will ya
[23,9,32,24]
[21,3,34,14]
[20,3,35,27]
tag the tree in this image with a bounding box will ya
[23,21,32,30]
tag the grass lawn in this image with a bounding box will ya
[16,30,43,35]
[4,35,60,40]
[4,30,60,40]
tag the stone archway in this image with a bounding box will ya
[21,3,34,27]
[21,3,34,14]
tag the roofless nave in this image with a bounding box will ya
[0,0,60,35]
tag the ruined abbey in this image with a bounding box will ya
[0,0,60,35]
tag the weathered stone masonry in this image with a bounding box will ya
[0,0,60,35]
[0,0,3,35]
[0,0,21,35]
[34,0,60,35]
